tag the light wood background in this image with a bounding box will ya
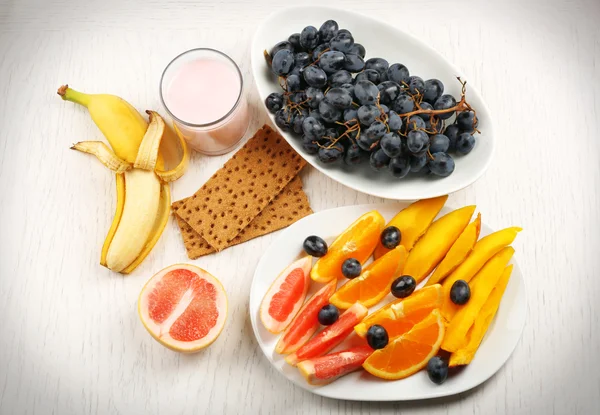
[1,0,599,413]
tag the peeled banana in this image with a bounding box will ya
[59,85,189,274]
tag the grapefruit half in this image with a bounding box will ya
[259,256,312,334]
[138,264,228,353]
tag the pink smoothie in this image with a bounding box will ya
[163,55,249,155]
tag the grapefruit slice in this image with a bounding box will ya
[275,280,337,354]
[138,264,227,353]
[285,302,368,366]
[297,345,373,385]
[362,309,445,380]
[259,256,312,334]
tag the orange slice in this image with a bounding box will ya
[138,264,228,353]
[329,245,408,309]
[374,196,447,259]
[362,309,445,380]
[354,284,442,339]
[311,210,385,283]
[259,256,312,334]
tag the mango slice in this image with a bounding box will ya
[426,213,481,287]
[441,247,514,352]
[449,265,513,367]
[374,196,447,259]
[402,205,476,284]
[440,227,521,320]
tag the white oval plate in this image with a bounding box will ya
[249,203,526,401]
[251,7,495,200]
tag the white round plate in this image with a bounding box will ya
[251,7,495,200]
[249,203,526,401]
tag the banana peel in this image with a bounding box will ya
[449,265,513,367]
[403,205,476,284]
[426,213,482,287]
[441,247,514,352]
[374,195,448,259]
[60,85,189,274]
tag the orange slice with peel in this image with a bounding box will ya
[138,264,228,353]
[354,284,442,339]
[374,196,447,259]
[260,256,312,334]
[329,245,408,309]
[311,210,385,283]
[362,309,445,380]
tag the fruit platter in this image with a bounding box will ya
[250,199,526,401]
[252,7,495,200]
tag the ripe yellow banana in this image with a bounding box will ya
[59,85,188,274]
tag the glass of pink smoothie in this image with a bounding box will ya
[160,48,250,155]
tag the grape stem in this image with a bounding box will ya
[399,77,479,135]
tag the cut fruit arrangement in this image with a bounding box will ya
[259,196,521,386]
[58,85,189,273]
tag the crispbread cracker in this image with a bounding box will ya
[173,124,306,251]
[173,176,312,259]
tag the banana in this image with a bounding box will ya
[106,169,161,272]
[59,85,189,274]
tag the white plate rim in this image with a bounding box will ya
[249,203,527,401]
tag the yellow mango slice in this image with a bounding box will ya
[374,196,447,259]
[426,214,481,286]
[402,205,476,284]
[440,227,521,320]
[449,265,513,367]
[441,247,514,352]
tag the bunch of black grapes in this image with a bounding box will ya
[264,20,479,178]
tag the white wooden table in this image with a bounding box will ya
[1,0,599,413]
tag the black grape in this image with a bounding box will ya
[300,26,320,50]
[355,69,380,84]
[271,49,295,75]
[319,20,339,43]
[354,80,379,105]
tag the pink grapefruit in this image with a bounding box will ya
[275,280,337,354]
[285,302,368,366]
[259,256,312,334]
[138,264,227,353]
[297,345,373,385]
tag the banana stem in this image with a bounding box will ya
[57,85,91,107]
